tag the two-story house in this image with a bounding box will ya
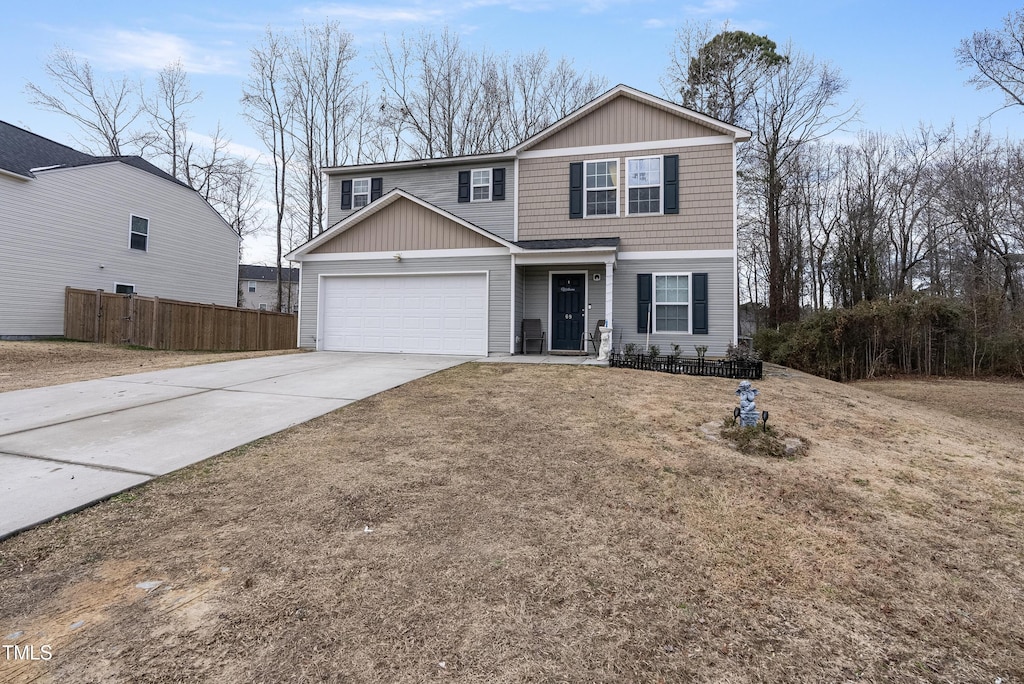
[238,264,300,313]
[285,85,750,357]
[0,121,240,338]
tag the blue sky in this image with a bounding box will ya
[2,0,1021,261]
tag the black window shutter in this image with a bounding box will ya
[637,273,653,333]
[692,273,708,334]
[458,171,470,203]
[569,162,583,218]
[663,155,679,215]
[340,180,352,210]
[492,168,505,201]
[370,177,383,201]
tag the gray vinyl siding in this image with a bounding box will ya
[326,163,514,240]
[239,281,299,313]
[297,255,511,354]
[612,257,736,357]
[521,265,607,351]
[0,163,239,337]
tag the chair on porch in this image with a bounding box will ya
[582,319,606,354]
[521,319,546,354]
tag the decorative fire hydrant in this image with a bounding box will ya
[734,380,768,430]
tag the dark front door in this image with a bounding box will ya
[551,274,586,350]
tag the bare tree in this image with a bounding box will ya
[25,46,146,155]
[144,61,201,180]
[243,28,294,312]
[284,21,362,241]
[375,28,606,158]
[749,45,857,325]
[956,8,1024,112]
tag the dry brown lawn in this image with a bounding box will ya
[1,362,1022,682]
[0,340,305,393]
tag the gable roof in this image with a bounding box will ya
[512,84,751,153]
[286,188,519,260]
[0,120,189,187]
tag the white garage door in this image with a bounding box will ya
[321,273,488,355]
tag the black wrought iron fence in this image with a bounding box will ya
[609,353,762,379]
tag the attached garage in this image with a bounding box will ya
[319,273,488,355]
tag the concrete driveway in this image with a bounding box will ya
[0,352,470,539]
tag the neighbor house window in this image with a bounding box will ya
[115,283,135,295]
[654,274,690,333]
[471,169,491,201]
[627,156,662,215]
[130,215,149,251]
[259,303,268,311]
[352,178,371,208]
[247,281,257,293]
[585,159,617,216]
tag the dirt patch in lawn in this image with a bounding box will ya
[0,340,305,393]
[1,365,1022,682]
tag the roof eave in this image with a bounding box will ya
[323,151,515,175]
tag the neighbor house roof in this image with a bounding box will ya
[239,264,300,282]
[0,120,189,187]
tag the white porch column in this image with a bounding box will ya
[604,260,614,330]
[510,254,517,354]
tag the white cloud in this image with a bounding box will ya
[684,0,739,14]
[302,3,447,23]
[86,29,240,75]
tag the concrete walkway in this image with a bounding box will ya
[0,352,470,539]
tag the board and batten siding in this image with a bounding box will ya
[326,162,514,240]
[311,197,500,254]
[517,143,735,252]
[526,95,723,151]
[613,257,736,357]
[297,255,511,354]
[0,163,239,337]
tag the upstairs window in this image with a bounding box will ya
[130,215,149,251]
[352,178,370,208]
[627,156,662,215]
[247,281,257,293]
[585,159,617,217]
[471,169,491,201]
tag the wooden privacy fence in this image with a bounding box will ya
[64,287,297,351]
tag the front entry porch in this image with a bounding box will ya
[510,239,618,356]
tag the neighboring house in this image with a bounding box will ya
[0,121,240,338]
[238,264,300,313]
[286,85,750,357]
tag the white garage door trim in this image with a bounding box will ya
[317,271,489,356]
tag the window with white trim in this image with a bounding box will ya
[654,274,690,333]
[585,159,617,216]
[129,215,149,251]
[352,178,371,208]
[115,283,135,295]
[627,156,662,215]
[247,281,257,293]
[471,169,491,201]
[259,303,268,311]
